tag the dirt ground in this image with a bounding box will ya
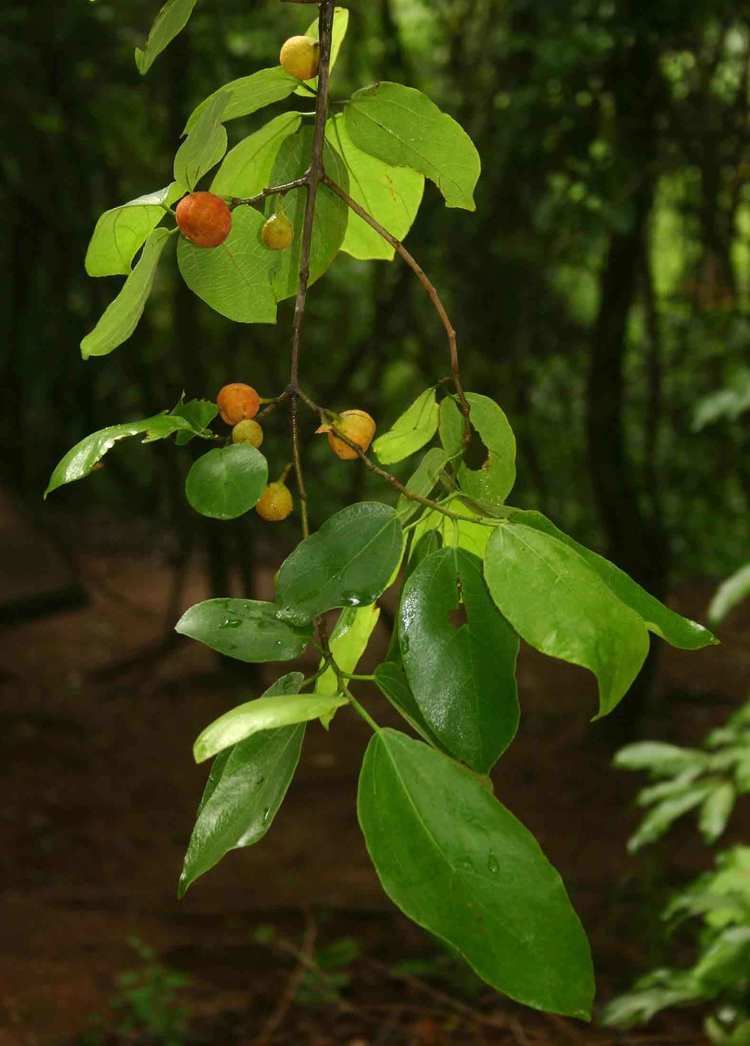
[1,519,749,1045]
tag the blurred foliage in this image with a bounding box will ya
[2,0,750,583]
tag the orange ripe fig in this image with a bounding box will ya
[317,410,377,461]
[256,482,294,522]
[175,192,232,248]
[217,383,261,425]
[232,419,264,448]
[261,214,294,251]
[280,35,320,80]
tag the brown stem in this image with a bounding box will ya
[229,176,309,210]
[286,0,337,537]
[322,174,472,438]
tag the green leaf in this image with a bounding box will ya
[185,444,268,520]
[484,523,650,718]
[374,660,444,748]
[358,729,594,1018]
[135,0,198,75]
[179,672,305,896]
[446,394,516,508]
[85,183,184,278]
[397,448,450,523]
[699,783,736,843]
[399,548,519,773]
[411,499,494,559]
[316,605,380,696]
[614,742,708,776]
[628,785,714,852]
[175,599,312,662]
[185,67,299,133]
[174,91,229,190]
[709,564,750,626]
[177,207,277,323]
[694,927,750,990]
[265,127,349,301]
[276,502,403,625]
[45,410,203,497]
[170,398,218,445]
[296,7,350,95]
[194,692,347,763]
[509,510,716,651]
[326,114,424,261]
[373,388,439,465]
[211,113,302,198]
[80,228,173,359]
[345,82,481,211]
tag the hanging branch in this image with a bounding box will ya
[285,0,337,538]
[322,174,472,437]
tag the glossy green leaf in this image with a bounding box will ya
[397,449,450,522]
[316,605,380,696]
[194,692,347,763]
[85,183,184,278]
[374,660,443,748]
[175,598,312,662]
[485,523,650,718]
[358,730,594,1018]
[179,672,305,896]
[135,0,198,75]
[170,398,218,445]
[450,394,516,508]
[174,91,229,190]
[411,498,495,559]
[709,563,750,627]
[326,114,424,261]
[211,113,302,198]
[276,502,403,625]
[80,228,173,359]
[509,510,716,651]
[345,82,481,211]
[177,207,277,323]
[399,548,519,773]
[373,388,439,465]
[185,67,299,133]
[295,7,349,95]
[265,127,349,301]
[45,409,206,497]
[185,444,268,520]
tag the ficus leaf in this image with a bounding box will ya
[135,0,199,75]
[80,228,173,359]
[276,502,403,625]
[399,547,519,773]
[179,672,306,897]
[345,82,481,211]
[358,730,594,1018]
[85,183,185,278]
[175,599,312,663]
[211,113,302,198]
[194,692,347,763]
[174,91,229,190]
[185,445,268,520]
[177,207,278,323]
[373,388,439,465]
[45,407,210,497]
[484,523,650,718]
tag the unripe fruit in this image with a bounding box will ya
[279,35,320,80]
[318,410,377,461]
[256,482,294,522]
[217,383,261,425]
[175,192,232,248]
[232,419,264,448]
[261,214,294,251]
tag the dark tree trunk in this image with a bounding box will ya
[587,30,670,738]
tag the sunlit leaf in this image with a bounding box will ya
[211,113,302,198]
[135,0,199,75]
[373,388,439,465]
[86,183,184,277]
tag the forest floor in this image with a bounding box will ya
[2,516,749,1045]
